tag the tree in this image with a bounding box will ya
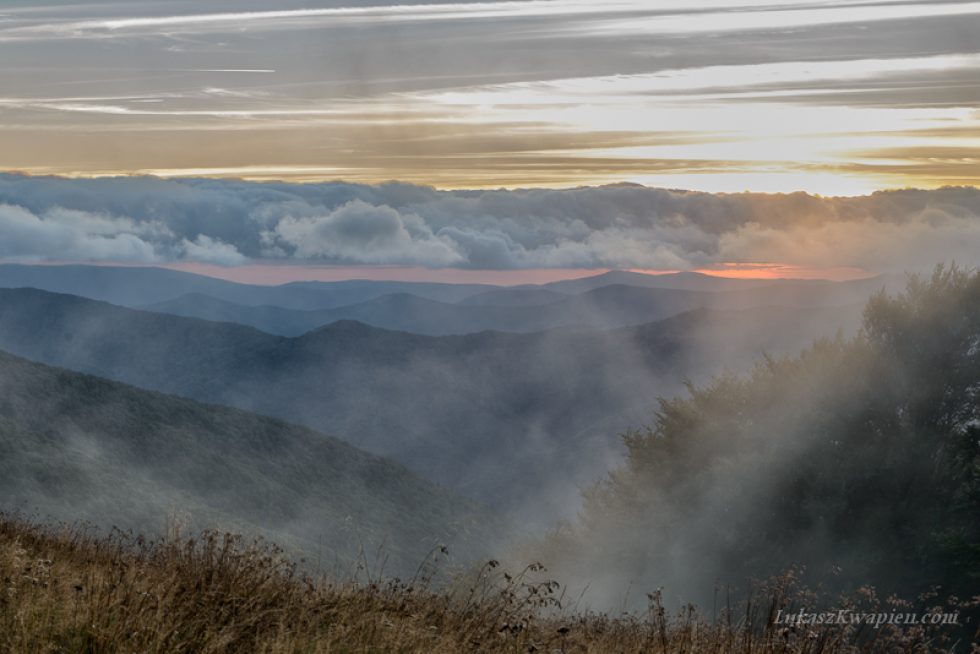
[539,265,980,606]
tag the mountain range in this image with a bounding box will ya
[0,285,866,524]
[142,274,883,336]
[1,265,889,335]
[0,264,495,310]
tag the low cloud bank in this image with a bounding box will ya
[0,175,976,272]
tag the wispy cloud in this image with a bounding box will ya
[4,0,975,41]
[178,69,277,74]
[0,0,976,192]
[0,2,635,41]
[420,54,980,105]
[575,1,980,37]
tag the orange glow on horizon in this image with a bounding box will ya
[631,264,875,281]
[3,260,875,285]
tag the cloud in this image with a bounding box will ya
[180,235,247,266]
[0,203,161,262]
[271,199,461,266]
[718,207,980,273]
[0,174,977,273]
[0,191,246,265]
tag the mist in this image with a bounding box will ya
[1,0,977,648]
[0,256,977,638]
[520,266,980,613]
[0,275,874,531]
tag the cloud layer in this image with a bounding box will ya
[0,174,976,273]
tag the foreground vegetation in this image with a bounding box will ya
[1,514,974,653]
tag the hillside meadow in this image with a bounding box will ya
[1,514,974,654]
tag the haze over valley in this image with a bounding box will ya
[0,265,872,524]
[0,1,977,649]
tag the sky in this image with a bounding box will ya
[0,0,977,195]
[0,1,977,282]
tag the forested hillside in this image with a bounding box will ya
[538,266,980,607]
[0,350,492,575]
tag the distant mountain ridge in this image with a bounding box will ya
[143,278,884,336]
[0,264,497,310]
[0,263,887,321]
[541,270,777,293]
[455,287,568,307]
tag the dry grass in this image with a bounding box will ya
[0,514,972,654]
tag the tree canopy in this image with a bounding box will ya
[542,265,980,607]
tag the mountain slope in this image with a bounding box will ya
[0,288,864,524]
[455,287,568,307]
[0,264,283,308]
[542,270,777,293]
[144,292,543,337]
[143,287,707,336]
[542,270,890,296]
[0,348,492,574]
[142,293,328,337]
[281,279,496,304]
[0,288,279,390]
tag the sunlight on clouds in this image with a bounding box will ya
[580,1,980,36]
[0,0,976,192]
[423,55,980,106]
[625,172,892,197]
[409,54,980,194]
[0,0,878,40]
